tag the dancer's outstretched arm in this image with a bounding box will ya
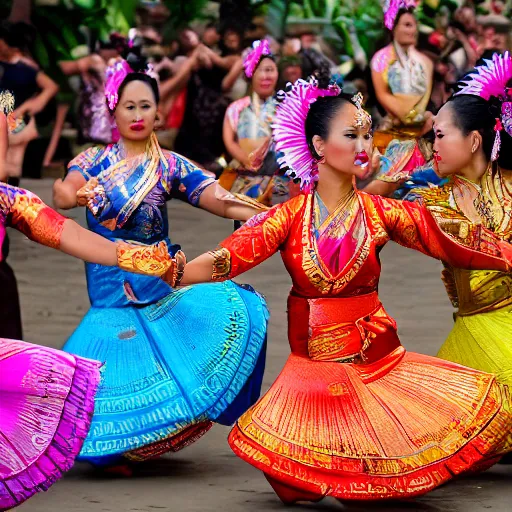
[180,197,302,286]
[2,183,173,277]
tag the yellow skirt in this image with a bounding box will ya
[438,306,512,386]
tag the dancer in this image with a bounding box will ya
[366,2,434,196]
[415,52,512,388]
[0,92,23,341]
[52,52,269,468]
[0,180,175,511]
[179,77,512,502]
[220,40,292,207]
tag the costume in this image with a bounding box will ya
[370,2,434,185]
[0,183,101,510]
[203,78,512,502]
[419,170,512,386]
[219,40,293,206]
[63,60,268,465]
[416,53,512,385]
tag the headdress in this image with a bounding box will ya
[383,0,418,31]
[352,92,372,129]
[272,77,341,190]
[455,51,512,161]
[104,34,159,111]
[243,39,272,78]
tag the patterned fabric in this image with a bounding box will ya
[222,95,292,206]
[78,73,112,144]
[371,44,427,97]
[415,169,512,389]
[374,138,430,184]
[64,141,269,463]
[0,339,101,511]
[214,191,512,501]
[0,183,102,509]
[0,183,66,259]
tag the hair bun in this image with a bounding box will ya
[125,51,148,73]
[314,63,332,90]
[488,96,502,118]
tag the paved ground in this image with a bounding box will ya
[10,179,511,512]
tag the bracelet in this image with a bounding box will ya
[173,250,187,287]
[208,247,231,281]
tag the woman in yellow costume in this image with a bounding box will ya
[418,52,512,394]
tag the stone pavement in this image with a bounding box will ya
[9,179,511,512]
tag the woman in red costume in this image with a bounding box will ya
[175,76,512,502]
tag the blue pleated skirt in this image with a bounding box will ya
[63,281,268,463]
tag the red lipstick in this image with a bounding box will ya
[130,121,145,132]
[354,151,369,168]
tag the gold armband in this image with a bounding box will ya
[208,247,231,281]
[117,241,173,277]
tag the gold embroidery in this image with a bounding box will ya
[209,247,231,280]
[302,194,372,294]
[116,241,173,277]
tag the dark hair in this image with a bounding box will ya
[0,21,35,51]
[447,93,512,169]
[110,49,159,113]
[304,70,357,159]
[392,7,416,32]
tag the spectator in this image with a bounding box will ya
[202,22,221,50]
[277,56,303,90]
[0,21,59,186]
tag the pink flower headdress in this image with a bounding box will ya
[272,78,341,191]
[105,53,159,111]
[383,0,419,30]
[243,39,272,78]
[455,51,512,161]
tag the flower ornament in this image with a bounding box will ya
[243,39,272,78]
[383,0,419,30]
[455,51,512,161]
[272,77,341,191]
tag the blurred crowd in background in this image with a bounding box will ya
[0,0,511,183]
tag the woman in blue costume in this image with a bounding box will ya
[52,49,269,470]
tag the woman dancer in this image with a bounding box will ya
[178,77,512,502]
[0,93,23,341]
[415,52,512,388]
[366,2,434,196]
[0,180,174,511]
[52,52,269,469]
[220,40,292,206]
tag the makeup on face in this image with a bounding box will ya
[114,81,158,141]
[354,151,370,168]
[129,120,145,132]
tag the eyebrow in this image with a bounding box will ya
[123,99,153,105]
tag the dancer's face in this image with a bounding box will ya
[313,102,373,181]
[114,80,158,142]
[432,103,479,177]
[252,58,278,99]
[393,13,418,47]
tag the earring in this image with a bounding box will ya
[318,154,325,164]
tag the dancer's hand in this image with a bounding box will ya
[162,250,187,287]
[53,178,79,209]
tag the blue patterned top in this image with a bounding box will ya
[68,141,215,307]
